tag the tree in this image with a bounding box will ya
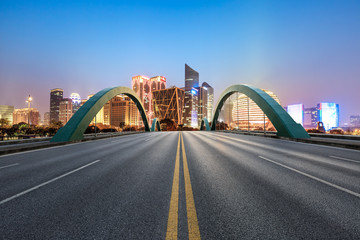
[0,119,10,127]
[119,122,126,129]
[50,120,63,128]
[160,118,176,131]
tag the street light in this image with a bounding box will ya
[26,95,32,125]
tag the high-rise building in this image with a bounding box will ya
[183,64,199,127]
[232,90,280,130]
[183,88,199,128]
[50,88,63,122]
[132,75,167,125]
[69,93,81,113]
[85,94,107,125]
[152,87,185,126]
[43,112,50,126]
[59,98,73,125]
[202,82,214,121]
[150,76,167,92]
[287,104,304,126]
[304,107,318,128]
[0,105,14,125]
[110,95,138,128]
[195,86,208,126]
[13,108,40,125]
[318,102,339,130]
[350,115,360,127]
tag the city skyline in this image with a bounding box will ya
[1,1,359,124]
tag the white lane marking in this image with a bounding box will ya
[0,160,101,205]
[329,156,360,164]
[145,138,151,141]
[258,156,360,198]
[0,163,19,170]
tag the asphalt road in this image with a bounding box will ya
[0,132,359,239]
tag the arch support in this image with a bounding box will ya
[51,87,150,142]
[212,84,310,139]
[150,118,161,132]
[200,118,210,131]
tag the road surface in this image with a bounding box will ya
[0,132,359,239]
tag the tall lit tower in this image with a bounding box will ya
[26,95,32,125]
[202,82,214,120]
[183,64,199,127]
[50,88,63,122]
[132,75,167,125]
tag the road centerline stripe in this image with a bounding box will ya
[0,160,101,205]
[258,156,360,198]
[0,163,19,170]
[181,132,201,240]
[166,133,181,240]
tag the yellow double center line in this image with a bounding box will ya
[166,132,201,240]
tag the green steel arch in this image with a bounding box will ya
[51,86,150,142]
[210,84,310,139]
[200,117,210,131]
[150,118,161,132]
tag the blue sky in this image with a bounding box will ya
[1,0,359,124]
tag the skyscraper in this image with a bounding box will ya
[13,108,40,125]
[202,82,214,121]
[50,88,63,122]
[317,102,339,130]
[232,90,280,130]
[287,104,304,125]
[0,105,14,125]
[110,95,138,128]
[152,87,185,126]
[59,98,73,125]
[195,86,208,126]
[69,93,81,113]
[43,112,50,126]
[132,75,167,125]
[183,64,199,127]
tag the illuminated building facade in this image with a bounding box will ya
[183,88,199,128]
[132,75,166,125]
[350,115,360,127]
[110,95,138,128]
[85,94,109,125]
[59,98,73,125]
[202,82,214,120]
[69,93,81,113]
[152,87,185,126]
[232,90,280,130]
[304,107,319,128]
[50,88,63,122]
[183,64,199,127]
[0,105,14,125]
[43,112,50,126]
[195,86,208,126]
[287,104,304,125]
[219,99,234,126]
[13,108,40,125]
[318,102,339,130]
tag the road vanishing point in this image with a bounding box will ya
[0,131,359,239]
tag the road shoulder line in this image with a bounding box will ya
[0,160,101,205]
[258,156,360,198]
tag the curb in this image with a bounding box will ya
[0,132,146,156]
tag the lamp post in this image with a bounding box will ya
[26,95,32,125]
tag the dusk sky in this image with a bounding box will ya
[1,0,359,124]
